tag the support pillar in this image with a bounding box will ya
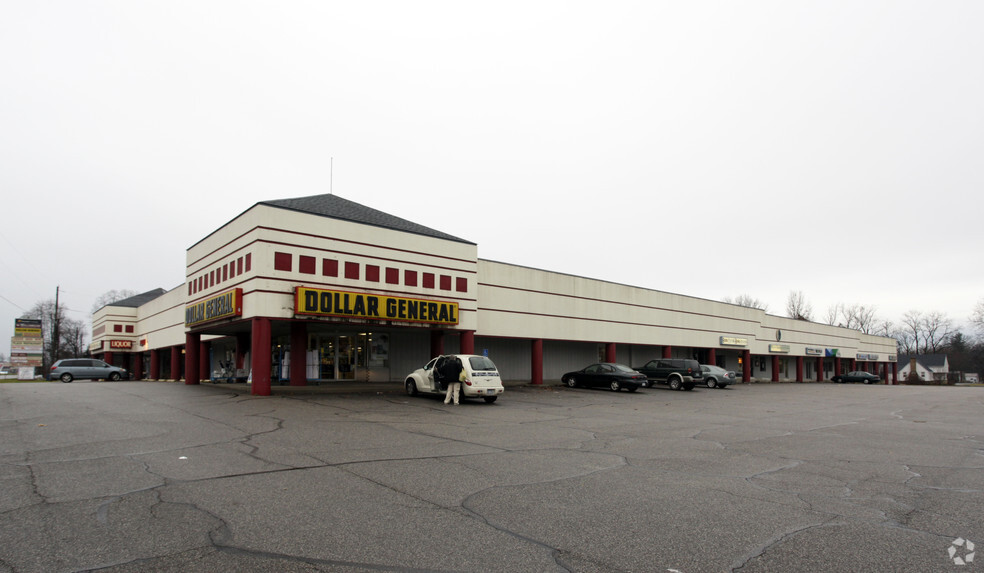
[290,322,307,387]
[531,339,543,385]
[132,352,143,381]
[460,330,475,355]
[772,355,780,382]
[892,362,898,385]
[835,357,842,378]
[251,317,272,396]
[185,333,201,385]
[105,351,115,367]
[742,350,751,382]
[199,340,210,382]
[796,356,804,382]
[816,357,823,382]
[430,330,445,358]
[170,346,182,381]
[605,342,616,363]
[662,346,672,359]
[882,362,890,385]
[150,349,160,380]
[707,348,716,366]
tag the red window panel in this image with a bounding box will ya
[299,255,316,275]
[222,265,228,282]
[385,267,399,285]
[125,325,134,333]
[114,325,122,333]
[245,253,252,272]
[405,270,417,286]
[366,265,380,282]
[188,283,193,295]
[422,272,435,288]
[440,275,452,290]
[323,258,339,277]
[274,252,292,272]
[228,261,236,279]
[237,257,244,275]
[198,277,203,291]
[216,267,222,283]
[209,271,214,287]
[345,262,360,280]
[456,277,468,292]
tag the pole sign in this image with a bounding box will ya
[295,287,459,325]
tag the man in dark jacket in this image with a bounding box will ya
[442,356,464,405]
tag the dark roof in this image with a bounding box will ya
[104,288,168,309]
[258,194,474,245]
[898,354,948,367]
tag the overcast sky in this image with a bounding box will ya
[2,1,983,352]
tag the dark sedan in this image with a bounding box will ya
[832,371,881,384]
[561,363,647,392]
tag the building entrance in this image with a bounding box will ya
[308,332,386,382]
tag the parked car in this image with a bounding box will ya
[49,359,128,383]
[561,363,647,392]
[405,354,504,403]
[832,371,881,384]
[700,364,736,388]
[633,358,703,390]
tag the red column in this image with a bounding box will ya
[850,358,857,371]
[771,355,780,382]
[892,362,898,385]
[132,352,143,381]
[531,339,543,385]
[882,362,889,385]
[816,357,823,382]
[606,343,616,363]
[185,333,200,385]
[170,346,182,381]
[860,362,867,372]
[707,348,716,365]
[290,322,307,387]
[835,357,842,378]
[430,330,444,357]
[742,350,751,382]
[460,330,475,355]
[105,351,115,367]
[662,346,672,359]
[251,317,272,396]
[150,349,160,380]
[199,341,210,382]
[796,356,804,382]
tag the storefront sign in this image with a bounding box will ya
[805,347,823,356]
[825,348,840,357]
[857,353,868,360]
[14,318,42,338]
[109,340,133,349]
[185,288,243,327]
[720,336,748,347]
[888,355,896,362]
[769,344,790,353]
[295,287,459,325]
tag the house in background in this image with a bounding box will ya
[898,354,949,382]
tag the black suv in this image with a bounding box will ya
[633,358,703,391]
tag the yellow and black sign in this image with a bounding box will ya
[295,287,458,325]
[186,288,243,327]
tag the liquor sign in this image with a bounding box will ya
[109,340,133,349]
[295,287,459,325]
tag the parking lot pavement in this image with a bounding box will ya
[1,380,982,572]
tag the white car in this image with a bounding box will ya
[405,354,504,403]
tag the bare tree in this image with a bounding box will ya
[972,298,984,339]
[59,317,89,358]
[901,310,923,354]
[843,304,878,333]
[22,299,68,369]
[724,294,769,312]
[893,326,916,355]
[785,291,813,321]
[921,311,955,353]
[91,289,138,314]
[823,304,842,326]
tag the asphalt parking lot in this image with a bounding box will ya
[1,380,982,572]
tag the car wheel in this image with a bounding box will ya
[706,378,717,389]
[565,376,577,388]
[610,380,621,392]
[668,377,681,391]
[405,379,418,396]
[483,396,498,403]
[109,372,121,381]
[863,379,871,384]
[60,373,74,383]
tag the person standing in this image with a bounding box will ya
[443,356,464,405]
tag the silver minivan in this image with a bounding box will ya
[49,359,128,383]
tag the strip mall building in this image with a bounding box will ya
[91,194,899,395]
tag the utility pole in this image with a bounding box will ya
[52,286,60,366]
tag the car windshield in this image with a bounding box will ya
[467,356,497,371]
[613,364,636,372]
